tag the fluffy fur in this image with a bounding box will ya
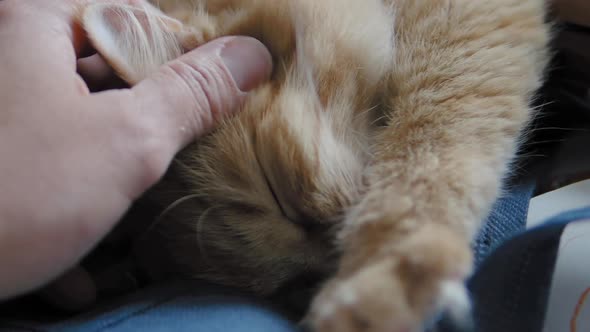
[79,0,551,331]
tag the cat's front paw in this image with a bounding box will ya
[306,225,474,332]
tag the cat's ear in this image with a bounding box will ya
[80,2,185,84]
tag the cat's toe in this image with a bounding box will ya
[307,259,415,332]
[428,281,475,332]
[307,226,474,332]
[308,263,472,332]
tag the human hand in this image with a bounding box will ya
[0,0,271,300]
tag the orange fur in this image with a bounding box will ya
[79,0,552,331]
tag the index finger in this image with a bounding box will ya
[0,0,143,94]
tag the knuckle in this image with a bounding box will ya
[165,58,228,131]
[135,133,171,188]
[0,0,25,18]
[117,92,172,189]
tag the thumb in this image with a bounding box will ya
[131,36,272,148]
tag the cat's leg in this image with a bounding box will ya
[308,0,551,331]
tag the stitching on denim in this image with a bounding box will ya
[505,242,534,331]
[92,294,262,331]
[91,294,181,332]
[537,243,560,330]
[474,183,532,266]
[504,228,561,332]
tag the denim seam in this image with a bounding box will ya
[90,294,181,332]
[91,294,249,332]
[536,241,560,331]
[506,243,534,331]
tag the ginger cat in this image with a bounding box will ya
[76,0,551,331]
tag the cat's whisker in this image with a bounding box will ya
[521,154,549,159]
[151,194,203,230]
[80,0,551,330]
[353,104,380,122]
[522,138,567,145]
[194,205,222,270]
[370,114,390,127]
[528,126,589,132]
[530,100,555,111]
[133,192,205,245]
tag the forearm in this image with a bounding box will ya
[0,191,127,299]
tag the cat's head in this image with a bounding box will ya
[151,80,368,300]
[79,0,391,310]
[139,68,371,316]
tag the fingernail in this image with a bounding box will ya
[220,37,273,92]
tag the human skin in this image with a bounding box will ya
[0,0,582,308]
[0,0,272,300]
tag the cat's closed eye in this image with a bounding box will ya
[79,1,551,331]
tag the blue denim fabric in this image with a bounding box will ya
[473,180,537,266]
[1,188,587,332]
[0,281,298,332]
[469,206,590,332]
